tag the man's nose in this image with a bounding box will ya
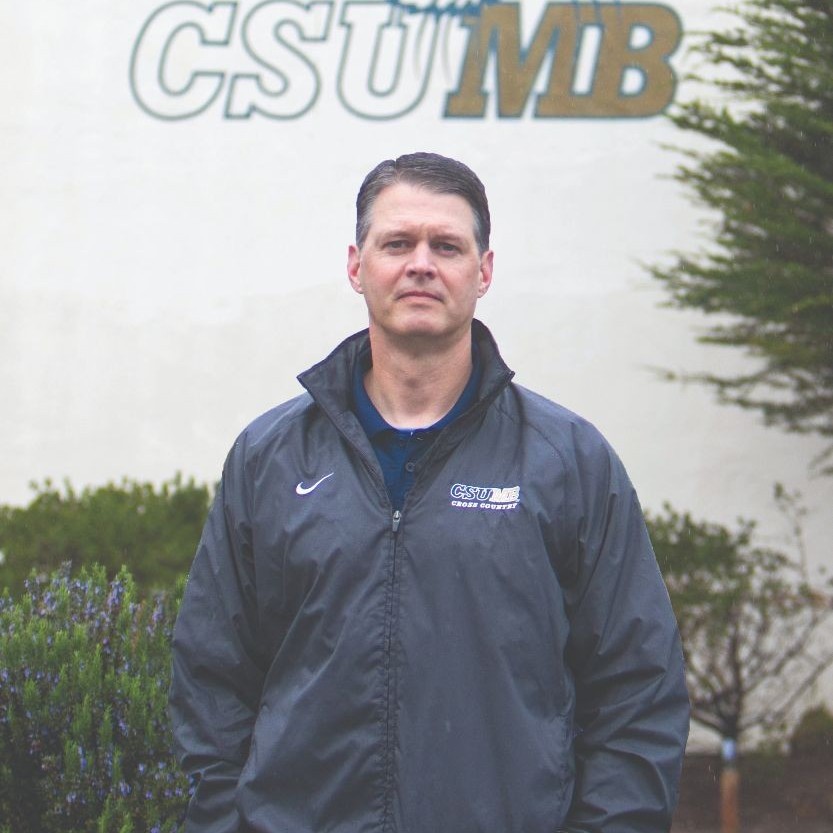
[406,241,437,276]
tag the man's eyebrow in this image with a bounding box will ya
[378,226,412,238]
[374,224,471,245]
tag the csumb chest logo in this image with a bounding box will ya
[450,483,520,511]
[129,1,682,121]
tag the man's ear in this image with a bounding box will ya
[347,245,363,294]
[477,250,494,298]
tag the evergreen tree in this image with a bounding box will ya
[653,0,833,470]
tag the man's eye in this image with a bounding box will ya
[385,240,407,250]
[435,242,459,254]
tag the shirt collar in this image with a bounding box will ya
[352,342,482,440]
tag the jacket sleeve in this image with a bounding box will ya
[559,432,690,833]
[169,438,266,833]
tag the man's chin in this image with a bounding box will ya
[377,318,472,349]
[391,315,452,339]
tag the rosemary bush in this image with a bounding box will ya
[0,564,188,832]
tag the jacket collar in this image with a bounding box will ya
[297,319,515,421]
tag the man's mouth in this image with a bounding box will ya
[398,291,441,301]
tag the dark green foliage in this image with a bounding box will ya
[652,0,833,470]
[0,475,212,596]
[789,704,833,757]
[646,498,833,744]
[0,564,189,833]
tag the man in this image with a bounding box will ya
[170,152,690,833]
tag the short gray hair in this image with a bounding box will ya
[355,152,491,254]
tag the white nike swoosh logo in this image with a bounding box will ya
[295,472,334,495]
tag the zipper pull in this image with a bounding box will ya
[392,509,402,534]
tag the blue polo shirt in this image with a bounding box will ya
[352,345,482,511]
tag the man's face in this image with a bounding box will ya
[347,183,493,346]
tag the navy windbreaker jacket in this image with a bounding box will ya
[169,320,690,833]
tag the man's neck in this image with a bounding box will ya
[364,329,473,429]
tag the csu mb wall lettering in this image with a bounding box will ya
[129,1,682,120]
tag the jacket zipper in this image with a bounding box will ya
[381,507,402,830]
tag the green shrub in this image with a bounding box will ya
[646,495,833,746]
[0,474,212,596]
[790,705,833,759]
[0,564,189,832]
